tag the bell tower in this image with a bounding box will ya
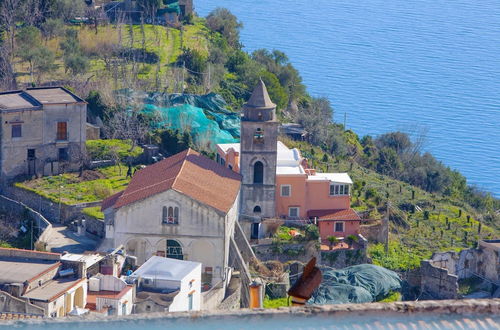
[240,80,279,218]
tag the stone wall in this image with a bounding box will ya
[420,260,458,300]
[4,186,100,224]
[320,248,369,269]
[253,241,319,264]
[0,194,54,250]
[430,244,499,285]
[218,275,242,310]
[83,215,105,238]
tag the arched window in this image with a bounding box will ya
[166,240,183,260]
[253,161,264,184]
[162,206,179,224]
[253,206,261,213]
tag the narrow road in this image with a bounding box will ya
[46,225,98,254]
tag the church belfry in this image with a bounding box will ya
[240,80,279,218]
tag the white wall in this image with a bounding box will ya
[168,263,202,312]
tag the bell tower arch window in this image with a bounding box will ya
[162,206,179,224]
[253,206,262,213]
[254,128,264,144]
[253,161,264,184]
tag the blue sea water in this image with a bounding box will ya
[196,0,500,197]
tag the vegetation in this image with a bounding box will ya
[378,291,401,303]
[82,206,104,220]
[86,139,143,161]
[263,296,290,309]
[15,165,132,205]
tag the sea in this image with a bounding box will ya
[196,0,500,197]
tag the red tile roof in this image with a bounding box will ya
[102,149,241,214]
[308,208,361,221]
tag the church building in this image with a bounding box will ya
[101,149,241,292]
[217,81,361,241]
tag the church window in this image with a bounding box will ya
[166,240,183,260]
[253,161,264,184]
[254,128,264,143]
[162,206,179,224]
[253,206,261,213]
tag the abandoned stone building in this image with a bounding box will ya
[0,87,87,183]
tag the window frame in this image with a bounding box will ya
[58,148,69,161]
[334,221,345,233]
[11,124,22,138]
[288,207,300,218]
[56,121,68,141]
[253,161,264,184]
[162,206,179,224]
[280,184,291,197]
[329,184,351,196]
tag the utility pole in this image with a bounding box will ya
[384,201,390,255]
[343,113,347,131]
[207,64,211,92]
[181,61,185,94]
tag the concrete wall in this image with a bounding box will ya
[168,264,201,312]
[420,260,458,300]
[0,194,54,249]
[0,290,45,316]
[318,220,360,240]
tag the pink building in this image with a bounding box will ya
[216,141,361,239]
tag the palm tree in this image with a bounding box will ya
[327,236,339,250]
[346,234,359,248]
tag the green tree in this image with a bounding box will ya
[206,8,243,48]
[327,236,339,250]
[41,18,65,40]
[346,234,359,248]
[260,70,288,110]
[33,46,56,83]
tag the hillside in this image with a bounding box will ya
[282,137,498,270]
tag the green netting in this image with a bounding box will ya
[142,103,239,145]
[116,90,241,147]
[308,264,401,305]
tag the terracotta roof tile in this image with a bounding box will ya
[102,149,241,214]
[308,208,361,221]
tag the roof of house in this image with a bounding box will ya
[308,209,361,221]
[0,257,60,285]
[23,278,85,302]
[25,87,84,104]
[244,79,276,110]
[129,256,201,282]
[0,91,42,111]
[102,149,241,214]
[86,286,133,309]
[307,172,353,184]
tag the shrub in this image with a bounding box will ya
[305,224,319,241]
[92,182,113,199]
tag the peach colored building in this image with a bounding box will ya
[216,141,361,239]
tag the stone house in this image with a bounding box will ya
[216,81,360,241]
[0,87,87,183]
[101,149,241,292]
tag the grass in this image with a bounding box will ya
[281,137,499,271]
[263,297,290,309]
[15,164,131,205]
[83,206,104,220]
[86,139,143,161]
